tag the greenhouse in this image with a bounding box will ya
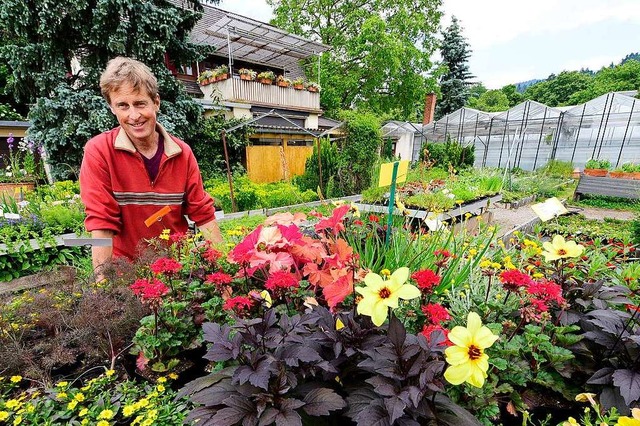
[416,90,640,170]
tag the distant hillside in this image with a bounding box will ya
[515,79,543,93]
[512,52,638,93]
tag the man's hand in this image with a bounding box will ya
[91,230,114,282]
[198,219,223,244]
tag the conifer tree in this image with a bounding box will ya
[436,16,473,119]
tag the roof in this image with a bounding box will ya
[172,0,331,70]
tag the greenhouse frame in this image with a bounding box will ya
[386,90,640,170]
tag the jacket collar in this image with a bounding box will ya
[114,123,182,158]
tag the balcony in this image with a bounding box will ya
[199,77,321,112]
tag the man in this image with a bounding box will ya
[80,57,222,277]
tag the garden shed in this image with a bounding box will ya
[422,90,640,170]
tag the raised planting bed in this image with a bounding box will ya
[574,175,640,200]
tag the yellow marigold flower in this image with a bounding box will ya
[79,408,88,417]
[0,411,8,421]
[157,377,167,384]
[12,415,22,425]
[542,235,584,262]
[25,405,34,414]
[5,400,20,409]
[355,267,421,326]
[533,273,544,279]
[562,416,579,426]
[468,248,477,256]
[97,421,110,426]
[105,369,115,377]
[136,398,150,409]
[617,408,640,426]
[147,409,158,419]
[56,381,68,388]
[491,262,501,269]
[56,392,67,400]
[81,420,88,426]
[335,318,345,330]
[10,376,21,383]
[479,259,492,268]
[168,373,178,380]
[380,269,391,277]
[142,418,154,426]
[123,405,136,417]
[67,400,79,410]
[160,229,171,240]
[98,409,114,420]
[74,393,85,402]
[444,312,499,388]
[157,384,165,392]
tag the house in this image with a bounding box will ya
[166,1,342,183]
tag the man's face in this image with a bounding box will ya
[109,82,160,146]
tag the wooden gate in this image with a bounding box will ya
[246,141,313,183]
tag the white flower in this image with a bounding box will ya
[4,213,21,220]
[17,201,29,208]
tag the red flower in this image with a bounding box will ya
[411,269,441,292]
[265,270,300,291]
[421,303,451,324]
[130,278,169,304]
[421,324,451,346]
[150,257,182,275]
[368,214,380,223]
[434,249,451,258]
[499,269,533,292]
[223,296,254,312]
[203,248,223,263]
[353,220,364,226]
[205,272,233,286]
[526,279,564,305]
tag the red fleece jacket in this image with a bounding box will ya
[80,125,215,259]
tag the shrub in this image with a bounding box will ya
[422,138,475,170]
[294,137,339,196]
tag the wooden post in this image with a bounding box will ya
[221,130,238,212]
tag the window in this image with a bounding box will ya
[287,139,314,147]
[250,138,282,146]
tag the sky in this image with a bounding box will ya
[218,0,640,89]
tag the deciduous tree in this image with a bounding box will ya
[0,0,214,179]
[267,0,443,120]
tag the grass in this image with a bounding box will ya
[568,194,640,212]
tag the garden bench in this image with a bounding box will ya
[573,175,640,200]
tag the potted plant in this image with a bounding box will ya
[583,158,610,177]
[276,75,291,88]
[292,77,305,90]
[238,68,256,81]
[621,162,640,180]
[196,69,215,86]
[215,65,229,81]
[257,71,275,85]
[306,81,321,92]
[0,134,42,200]
[609,166,626,179]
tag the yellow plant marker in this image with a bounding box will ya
[378,160,409,187]
[144,205,172,227]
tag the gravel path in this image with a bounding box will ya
[488,203,636,238]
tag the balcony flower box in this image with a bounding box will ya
[257,71,275,85]
[276,75,291,88]
[306,82,321,93]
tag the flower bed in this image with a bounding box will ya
[1,201,639,425]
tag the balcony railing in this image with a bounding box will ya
[199,77,321,111]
